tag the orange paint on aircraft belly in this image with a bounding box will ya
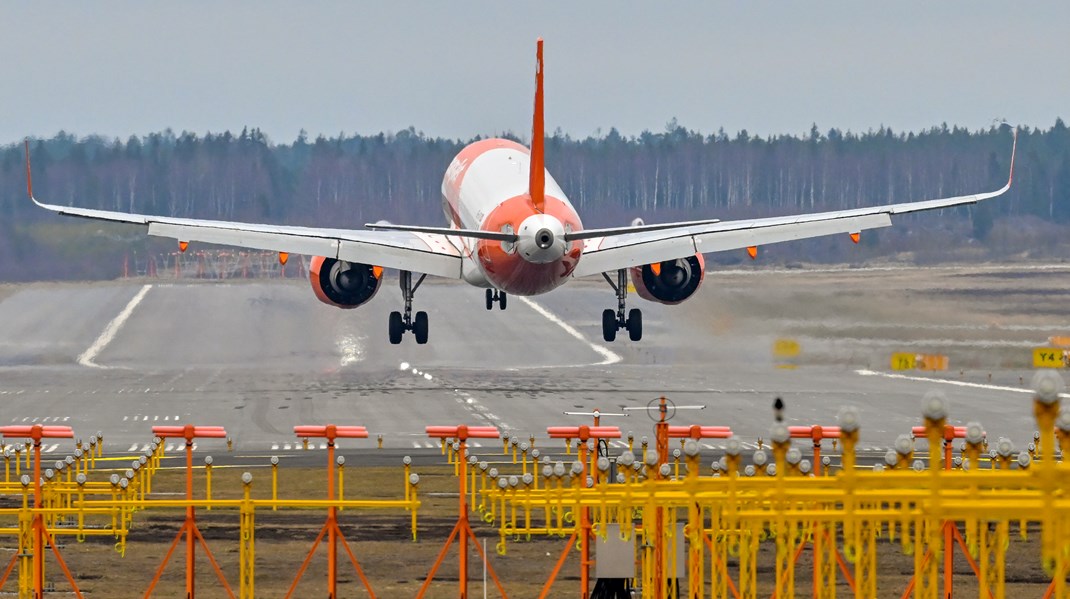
[477,195,582,296]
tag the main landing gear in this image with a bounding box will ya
[389,270,428,345]
[601,269,642,342]
[485,288,507,310]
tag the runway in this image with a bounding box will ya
[0,264,1067,462]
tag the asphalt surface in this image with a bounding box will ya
[1,265,1067,468]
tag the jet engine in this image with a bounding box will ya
[630,254,705,305]
[309,256,383,309]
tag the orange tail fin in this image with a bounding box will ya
[529,38,545,213]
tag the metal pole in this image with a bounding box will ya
[327,435,337,599]
[459,435,468,599]
[579,435,590,599]
[32,433,42,599]
[186,437,195,599]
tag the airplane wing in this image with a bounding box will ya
[572,130,1016,278]
[24,146,469,279]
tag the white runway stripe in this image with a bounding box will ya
[855,369,1070,398]
[78,284,153,368]
[516,296,621,366]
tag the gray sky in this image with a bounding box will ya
[3,2,1067,145]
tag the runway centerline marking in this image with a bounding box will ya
[855,369,1070,398]
[78,284,153,369]
[516,296,621,366]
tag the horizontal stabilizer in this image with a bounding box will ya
[365,222,518,242]
[564,218,721,242]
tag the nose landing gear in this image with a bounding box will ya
[601,269,642,342]
[389,270,429,344]
[485,289,508,310]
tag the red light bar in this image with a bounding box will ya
[293,425,369,439]
[0,425,75,439]
[912,425,969,440]
[152,425,227,439]
[667,425,733,439]
[425,425,500,440]
[788,425,842,440]
[546,426,622,439]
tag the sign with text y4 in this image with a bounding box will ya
[1034,348,1067,368]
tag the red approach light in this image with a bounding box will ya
[667,425,733,440]
[425,425,500,440]
[912,425,969,441]
[152,425,227,440]
[789,425,843,441]
[547,426,621,440]
[0,425,75,440]
[293,424,368,439]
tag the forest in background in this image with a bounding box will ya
[0,120,1067,281]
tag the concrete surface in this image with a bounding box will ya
[0,264,1067,466]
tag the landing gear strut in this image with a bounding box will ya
[485,288,507,310]
[601,269,642,342]
[389,270,428,344]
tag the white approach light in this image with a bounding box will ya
[1033,370,1065,405]
[922,390,949,421]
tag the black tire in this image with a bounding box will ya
[602,309,617,342]
[388,311,404,344]
[413,311,429,344]
[485,289,494,310]
[627,308,643,341]
[499,292,507,310]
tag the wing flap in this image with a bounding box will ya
[149,222,342,258]
[574,213,891,278]
[337,237,461,279]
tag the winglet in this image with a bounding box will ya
[528,38,545,213]
[24,139,33,199]
[1007,126,1017,187]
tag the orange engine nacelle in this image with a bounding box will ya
[630,253,706,305]
[309,256,383,309]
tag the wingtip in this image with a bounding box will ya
[23,138,33,200]
[1007,126,1017,187]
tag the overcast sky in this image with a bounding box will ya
[2,2,1067,146]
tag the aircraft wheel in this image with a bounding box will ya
[499,292,507,310]
[627,308,643,341]
[389,311,404,344]
[413,311,429,344]
[486,289,494,310]
[602,309,617,342]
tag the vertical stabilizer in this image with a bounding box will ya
[529,38,545,213]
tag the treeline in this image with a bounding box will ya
[0,121,1068,280]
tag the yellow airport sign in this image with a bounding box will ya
[1033,347,1067,368]
[891,353,948,371]
[891,353,916,371]
[773,338,800,358]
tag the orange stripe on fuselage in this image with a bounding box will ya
[477,194,582,296]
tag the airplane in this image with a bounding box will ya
[25,39,1016,345]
